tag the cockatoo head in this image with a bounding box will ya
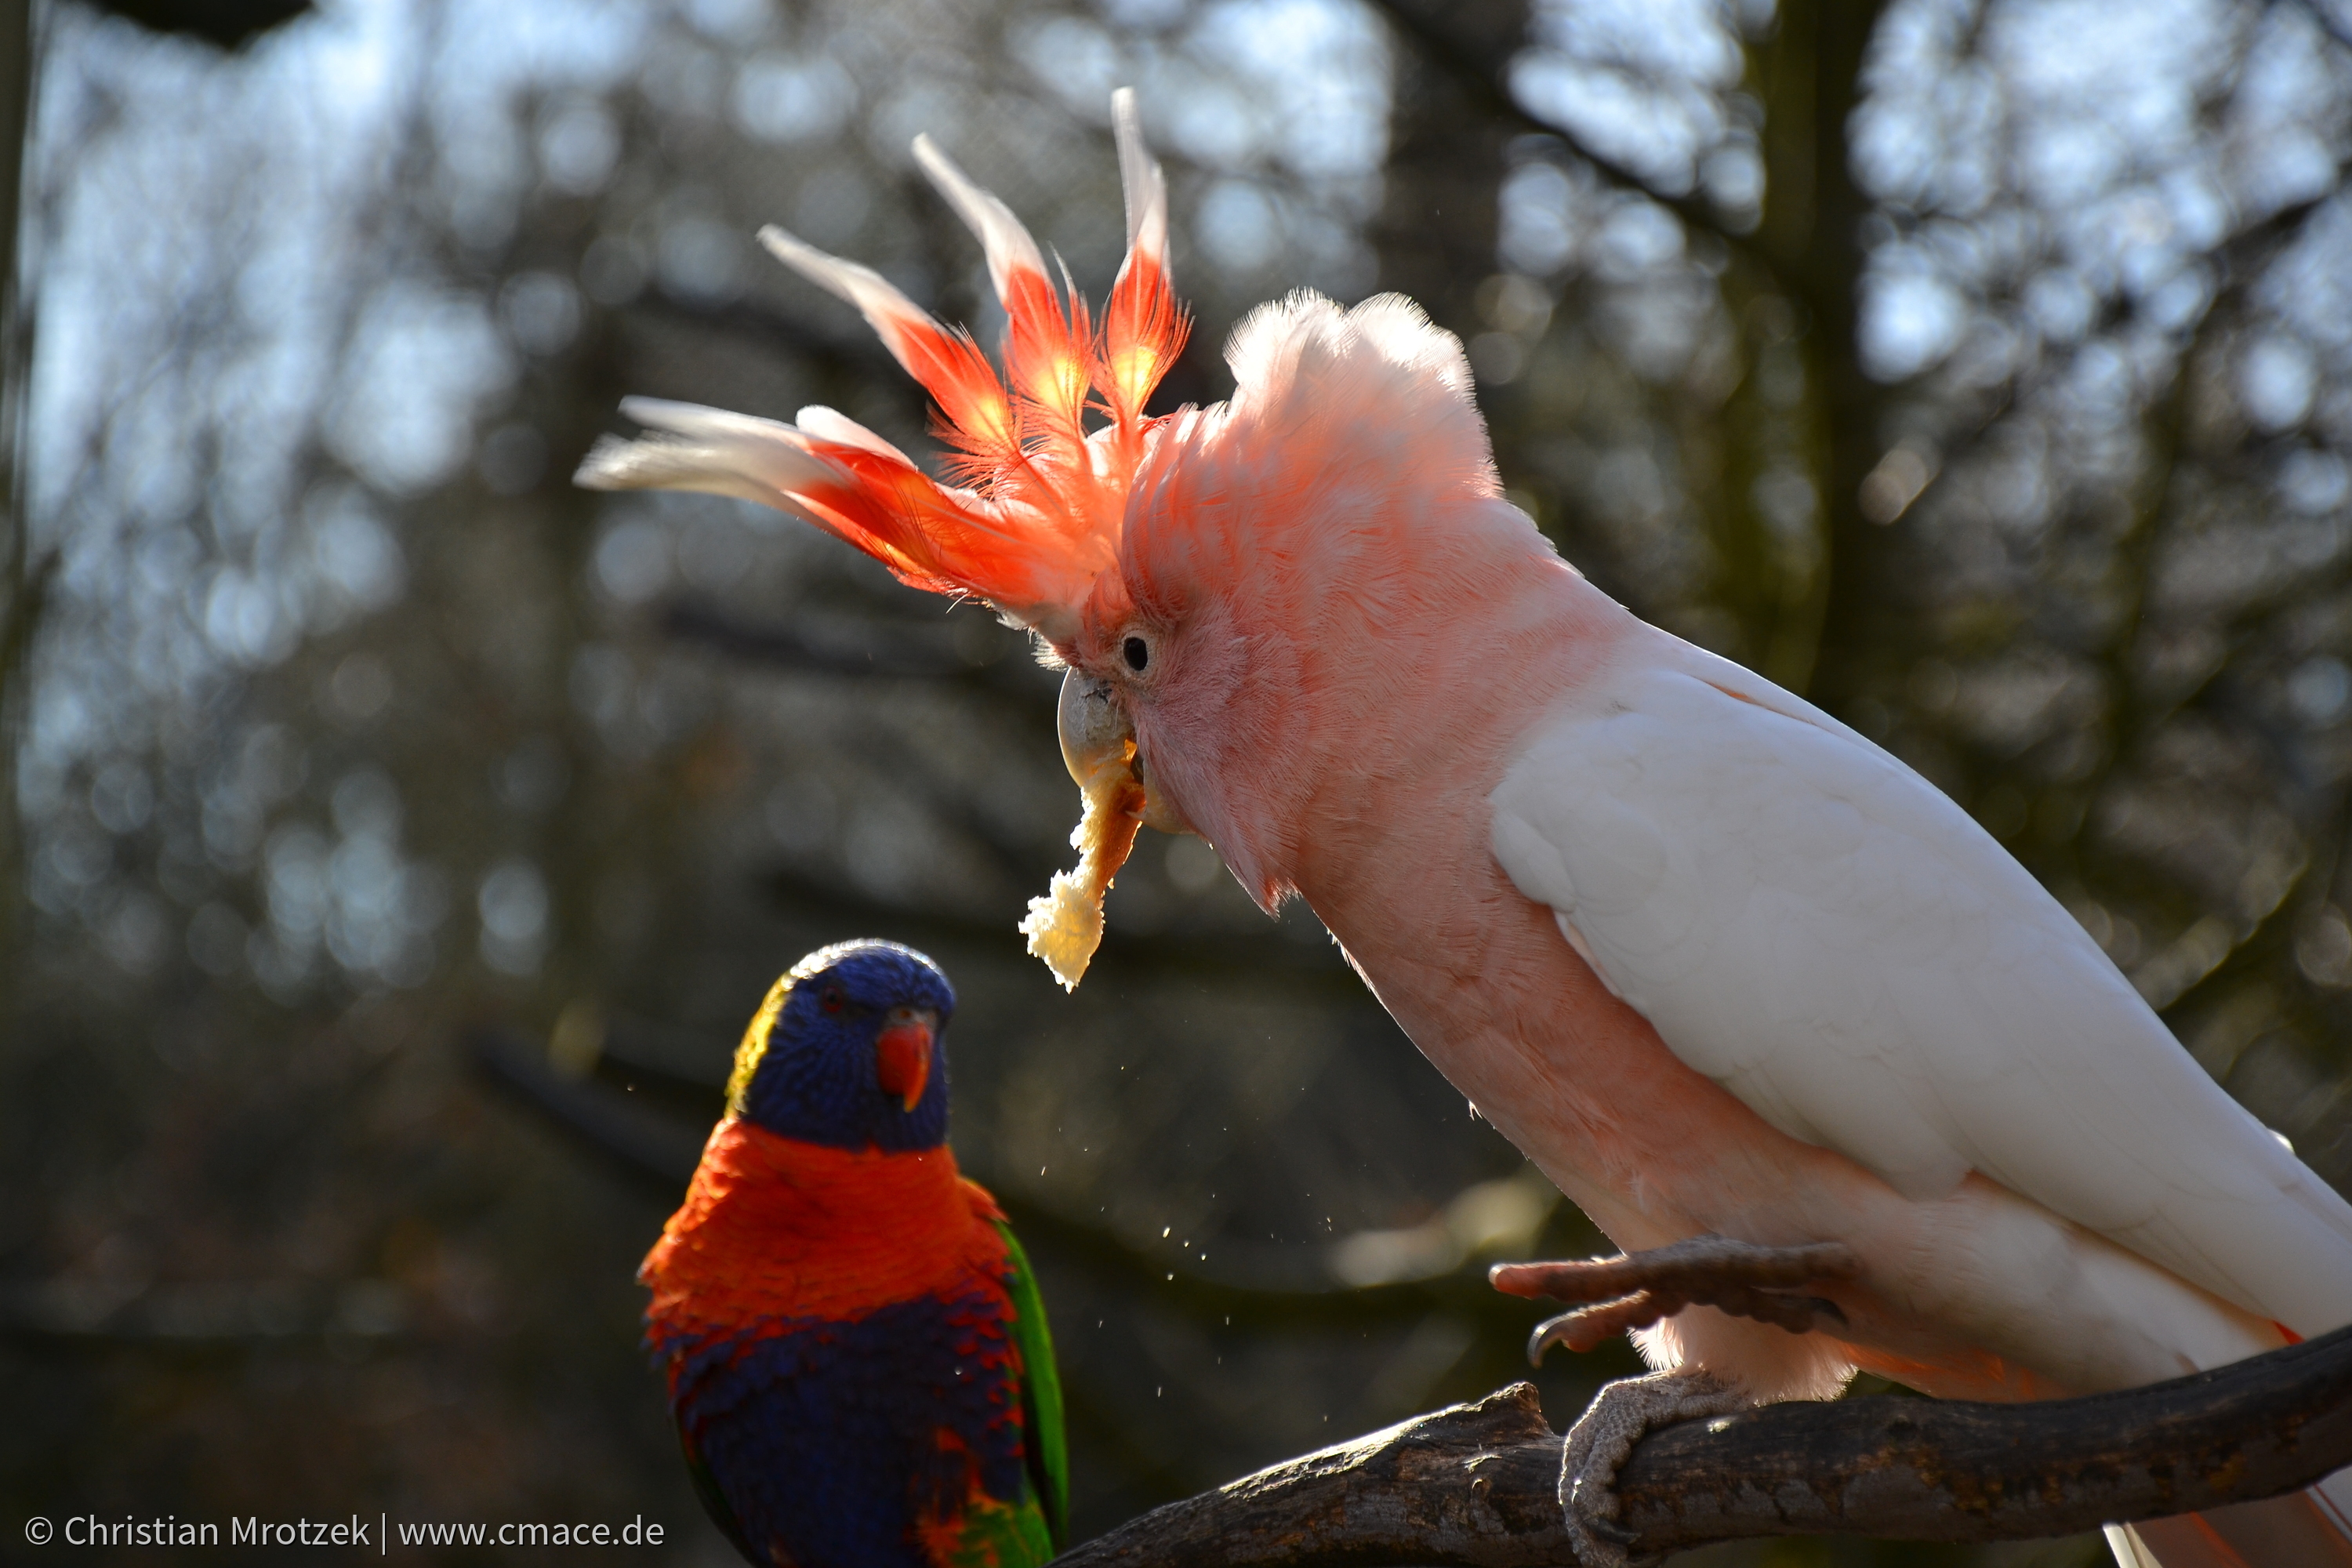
[579,91,1504,988]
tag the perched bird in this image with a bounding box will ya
[586,93,2352,1568]
[639,941,1067,1568]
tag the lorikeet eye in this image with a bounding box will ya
[820,985,845,1014]
[1123,635,1149,672]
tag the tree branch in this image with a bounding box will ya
[1362,0,1774,269]
[1054,1325,2352,1564]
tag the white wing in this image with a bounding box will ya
[1489,636,2352,1338]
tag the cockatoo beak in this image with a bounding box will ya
[874,1012,935,1112]
[1018,669,1187,992]
[1056,670,1185,834]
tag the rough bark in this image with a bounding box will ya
[1053,1323,2352,1564]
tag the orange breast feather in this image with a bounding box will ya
[640,1119,1009,1343]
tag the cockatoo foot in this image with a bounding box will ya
[1492,1233,1859,1359]
[1559,1367,1748,1568]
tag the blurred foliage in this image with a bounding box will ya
[3,1,2348,1565]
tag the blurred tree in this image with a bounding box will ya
[4,2,2350,1566]
[0,0,31,960]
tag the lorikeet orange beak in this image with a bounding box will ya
[874,1012,934,1112]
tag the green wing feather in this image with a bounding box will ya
[994,1220,1069,1549]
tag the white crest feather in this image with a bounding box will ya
[1111,86,1167,263]
[910,134,1052,307]
[573,397,840,510]
[758,226,942,365]
[794,405,916,466]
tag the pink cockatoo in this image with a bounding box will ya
[578,93,2352,1567]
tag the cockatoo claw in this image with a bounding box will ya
[1496,1233,1858,1363]
[1559,1367,1748,1568]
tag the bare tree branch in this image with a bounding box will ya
[1054,1325,2352,1564]
[1362,0,1775,268]
[1886,175,2339,549]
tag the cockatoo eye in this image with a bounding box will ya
[1123,634,1150,672]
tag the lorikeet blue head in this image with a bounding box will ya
[726,940,957,1152]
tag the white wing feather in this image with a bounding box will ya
[1490,637,2352,1339]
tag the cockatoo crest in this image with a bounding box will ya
[578,89,1186,642]
[580,89,1500,989]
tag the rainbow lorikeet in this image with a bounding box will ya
[640,940,1068,1568]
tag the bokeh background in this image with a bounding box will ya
[5,0,2351,1563]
